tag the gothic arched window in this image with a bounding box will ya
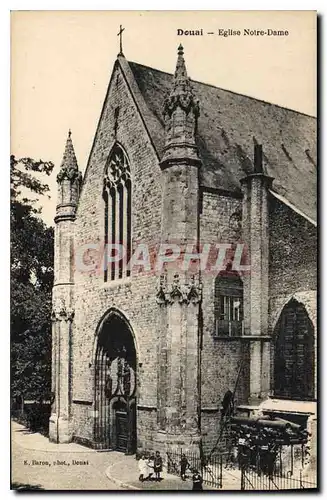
[103,144,132,281]
[214,271,244,337]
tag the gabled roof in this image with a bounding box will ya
[124,59,316,223]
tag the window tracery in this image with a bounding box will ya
[103,144,132,281]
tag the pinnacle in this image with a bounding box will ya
[163,45,199,118]
[60,130,78,171]
[161,46,200,165]
[57,129,80,183]
[174,44,190,89]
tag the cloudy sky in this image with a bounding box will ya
[11,10,316,225]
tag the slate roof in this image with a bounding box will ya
[127,60,317,223]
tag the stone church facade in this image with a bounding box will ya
[49,45,317,456]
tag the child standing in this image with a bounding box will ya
[138,454,147,482]
[153,451,163,481]
[180,454,189,481]
[147,453,154,480]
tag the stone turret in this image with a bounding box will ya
[55,130,82,223]
[161,44,200,167]
[49,130,82,443]
[156,46,202,454]
[159,45,201,247]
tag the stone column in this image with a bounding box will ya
[156,274,202,452]
[49,130,81,442]
[154,44,202,453]
[240,145,273,404]
[49,302,74,443]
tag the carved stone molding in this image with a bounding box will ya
[163,45,200,120]
[56,131,82,186]
[156,273,202,306]
[51,298,75,322]
[57,165,82,185]
[163,92,200,119]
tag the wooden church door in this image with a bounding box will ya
[94,311,137,453]
[115,406,128,452]
[274,299,314,401]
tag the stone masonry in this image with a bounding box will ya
[50,45,317,458]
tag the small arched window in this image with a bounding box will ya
[214,271,244,337]
[103,144,132,281]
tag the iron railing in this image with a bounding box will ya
[239,448,317,491]
[166,449,225,489]
[241,467,317,490]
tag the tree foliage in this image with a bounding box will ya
[11,155,54,400]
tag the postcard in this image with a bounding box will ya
[11,10,317,491]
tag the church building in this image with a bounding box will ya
[49,44,317,457]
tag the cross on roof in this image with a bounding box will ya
[117,24,125,55]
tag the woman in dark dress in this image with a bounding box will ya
[192,470,203,491]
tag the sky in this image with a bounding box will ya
[11,10,316,226]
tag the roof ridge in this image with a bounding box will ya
[269,189,316,226]
[128,60,316,119]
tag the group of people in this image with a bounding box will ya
[138,451,163,482]
[138,451,203,490]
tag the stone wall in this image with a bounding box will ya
[269,195,316,328]
[57,57,317,453]
[268,195,317,397]
[199,190,248,452]
[71,60,162,450]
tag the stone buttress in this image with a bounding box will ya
[49,131,82,443]
[240,144,273,405]
[155,45,202,453]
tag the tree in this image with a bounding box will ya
[11,155,54,401]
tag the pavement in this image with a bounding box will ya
[11,420,241,491]
[106,457,241,491]
[11,421,122,490]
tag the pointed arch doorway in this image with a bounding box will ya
[274,299,314,401]
[94,310,137,453]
